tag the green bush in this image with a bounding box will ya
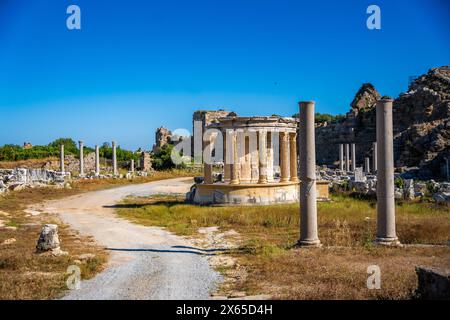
[152,144,186,171]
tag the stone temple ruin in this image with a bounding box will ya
[188,115,329,205]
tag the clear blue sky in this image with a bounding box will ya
[0,0,449,150]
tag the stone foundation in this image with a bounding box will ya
[192,181,329,206]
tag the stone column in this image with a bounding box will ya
[223,130,231,183]
[298,101,321,247]
[95,145,100,176]
[351,143,356,172]
[112,141,118,176]
[289,132,299,182]
[365,157,370,174]
[60,144,65,173]
[258,130,268,184]
[130,159,135,173]
[280,131,290,182]
[204,135,213,184]
[266,131,275,182]
[78,141,84,177]
[230,131,240,185]
[373,142,378,172]
[239,132,251,183]
[345,144,350,172]
[339,144,344,171]
[445,157,449,180]
[375,98,400,246]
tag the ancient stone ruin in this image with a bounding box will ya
[188,115,329,205]
[315,66,450,180]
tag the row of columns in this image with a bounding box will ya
[205,130,298,185]
[299,98,399,247]
[338,142,378,173]
[59,141,119,177]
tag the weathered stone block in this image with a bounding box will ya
[416,266,450,300]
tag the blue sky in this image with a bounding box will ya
[0,0,449,150]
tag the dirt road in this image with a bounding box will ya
[41,177,221,300]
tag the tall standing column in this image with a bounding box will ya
[258,130,268,184]
[345,144,350,172]
[266,132,275,182]
[298,101,321,247]
[351,143,356,172]
[60,144,65,173]
[446,157,449,180]
[339,144,344,171]
[365,157,370,174]
[95,145,100,176]
[112,141,118,176]
[78,141,84,177]
[223,130,231,183]
[230,131,240,185]
[289,132,299,182]
[373,142,378,172]
[204,135,213,184]
[130,159,135,173]
[280,132,290,182]
[375,98,400,246]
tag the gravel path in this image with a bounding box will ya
[43,177,222,300]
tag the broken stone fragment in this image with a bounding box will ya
[36,224,61,252]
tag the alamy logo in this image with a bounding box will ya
[366,5,381,30]
[66,265,81,290]
[366,265,381,289]
[67,5,81,30]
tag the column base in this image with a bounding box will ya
[296,239,322,248]
[280,178,290,183]
[374,237,401,247]
[230,180,240,185]
[290,177,299,183]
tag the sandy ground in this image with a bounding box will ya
[39,177,222,300]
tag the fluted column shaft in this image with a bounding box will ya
[339,144,344,171]
[289,132,299,182]
[280,132,290,182]
[257,130,268,184]
[230,131,240,185]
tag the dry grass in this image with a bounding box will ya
[0,169,194,300]
[116,195,450,300]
